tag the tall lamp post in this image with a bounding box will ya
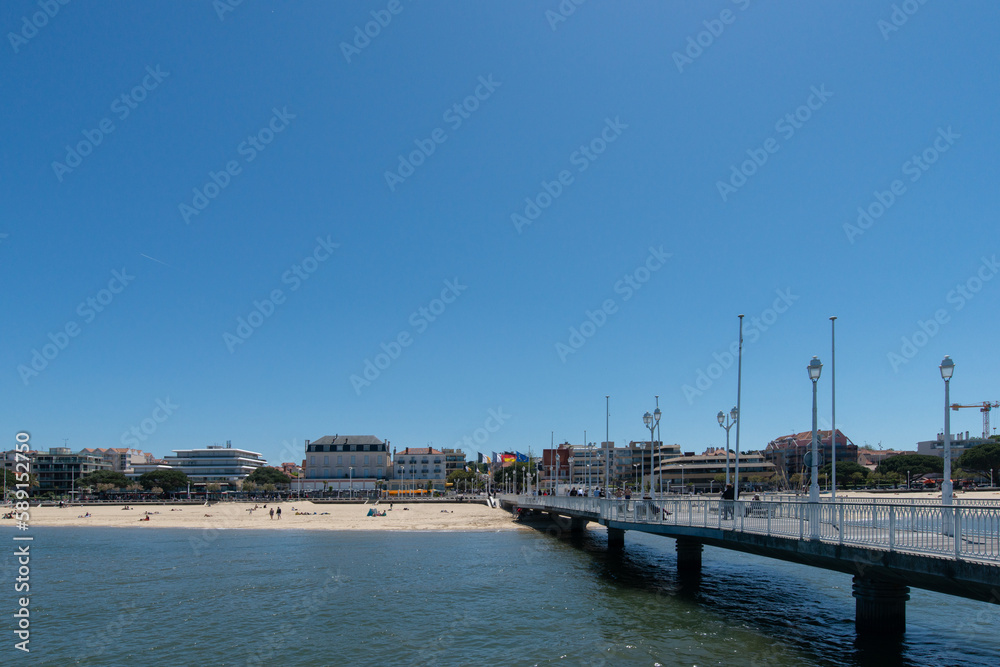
[642,407,661,497]
[633,463,639,491]
[655,396,663,499]
[940,355,955,506]
[349,466,354,499]
[717,407,738,485]
[808,357,823,504]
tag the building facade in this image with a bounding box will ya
[441,448,466,479]
[33,448,112,495]
[160,444,266,489]
[657,449,776,492]
[393,447,446,492]
[917,432,987,460]
[302,435,390,492]
[764,430,858,488]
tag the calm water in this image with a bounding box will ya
[3,526,998,666]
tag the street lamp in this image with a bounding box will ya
[940,355,955,506]
[633,463,639,491]
[349,467,354,499]
[680,464,685,494]
[643,407,661,497]
[717,407,738,485]
[808,356,823,504]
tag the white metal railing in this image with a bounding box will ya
[503,494,1000,563]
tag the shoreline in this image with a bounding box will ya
[1,500,527,532]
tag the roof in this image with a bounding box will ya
[767,429,853,449]
[398,447,443,456]
[310,435,385,446]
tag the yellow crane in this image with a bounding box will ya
[949,401,1000,439]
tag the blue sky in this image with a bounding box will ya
[3,1,998,466]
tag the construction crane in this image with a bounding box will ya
[949,401,1000,439]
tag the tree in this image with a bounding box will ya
[875,454,943,477]
[2,469,38,489]
[78,470,130,489]
[245,467,291,486]
[820,462,871,487]
[138,469,189,493]
[958,443,1000,479]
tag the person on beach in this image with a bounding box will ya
[276,507,281,519]
[269,508,274,519]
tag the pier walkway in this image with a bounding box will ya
[499,494,1000,634]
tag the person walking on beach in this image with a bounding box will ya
[269,508,274,520]
[276,507,281,519]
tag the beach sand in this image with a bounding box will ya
[12,500,525,532]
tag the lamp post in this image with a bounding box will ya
[642,407,661,497]
[680,464,685,494]
[907,470,910,490]
[717,407,738,485]
[830,316,838,499]
[655,396,662,499]
[808,356,823,504]
[940,355,955,506]
[633,463,639,491]
[349,467,354,499]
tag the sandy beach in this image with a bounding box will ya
[6,500,526,531]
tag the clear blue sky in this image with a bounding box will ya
[3,1,998,466]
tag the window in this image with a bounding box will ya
[337,455,343,465]
[377,455,383,465]
[364,455,370,465]
[310,456,316,465]
[337,468,344,478]
[323,468,329,477]
[364,468,370,477]
[323,455,329,465]
[351,455,356,466]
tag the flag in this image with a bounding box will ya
[492,452,498,464]
[515,452,528,462]
[501,453,516,463]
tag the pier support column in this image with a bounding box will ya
[852,576,909,635]
[675,538,703,574]
[607,527,625,549]
[569,517,588,533]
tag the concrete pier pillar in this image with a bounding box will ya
[607,527,625,549]
[675,538,703,574]
[852,576,909,635]
[569,517,588,533]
